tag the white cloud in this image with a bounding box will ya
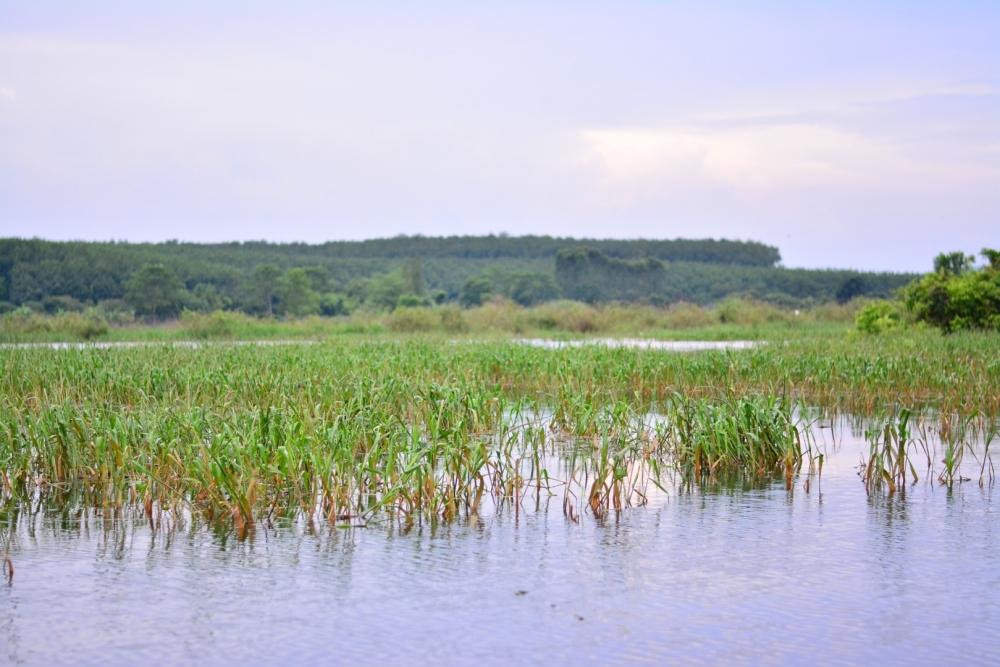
[580,121,1000,197]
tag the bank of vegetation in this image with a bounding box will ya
[855,249,1000,334]
[0,236,913,320]
[0,297,860,343]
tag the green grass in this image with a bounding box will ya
[1,298,859,343]
[1,330,997,535]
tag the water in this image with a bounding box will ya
[0,340,315,351]
[1,423,996,666]
[3,339,751,353]
[516,338,757,351]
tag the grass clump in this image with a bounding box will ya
[660,394,803,486]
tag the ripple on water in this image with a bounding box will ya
[1,422,997,666]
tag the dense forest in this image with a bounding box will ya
[554,248,912,305]
[0,236,915,318]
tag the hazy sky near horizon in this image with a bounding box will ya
[1,1,998,271]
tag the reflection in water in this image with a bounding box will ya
[1,421,998,666]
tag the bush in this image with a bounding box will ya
[180,310,250,339]
[438,305,468,333]
[59,311,109,340]
[524,300,600,333]
[903,249,1000,332]
[96,299,135,325]
[660,302,718,329]
[397,293,432,309]
[0,308,108,340]
[855,300,902,334]
[319,293,350,317]
[464,298,522,333]
[715,298,792,326]
[387,307,439,332]
[460,276,492,307]
[42,295,85,314]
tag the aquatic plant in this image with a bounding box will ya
[861,409,924,495]
[0,336,996,534]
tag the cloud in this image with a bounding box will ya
[580,119,1000,198]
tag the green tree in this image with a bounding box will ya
[187,283,229,312]
[302,266,331,293]
[125,264,185,320]
[318,293,350,316]
[278,268,320,317]
[403,257,426,295]
[933,251,974,276]
[836,276,867,304]
[460,276,492,307]
[904,248,1000,332]
[366,271,408,310]
[508,272,560,306]
[251,264,282,316]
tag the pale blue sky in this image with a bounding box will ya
[1,1,998,270]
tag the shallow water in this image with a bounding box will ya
[1,423,996,666]
[0,340,315,350]
[517,338,756,351]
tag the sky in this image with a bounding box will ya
[1,1,998,271]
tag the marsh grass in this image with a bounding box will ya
[0,336,997,535]
[2,298,863,343]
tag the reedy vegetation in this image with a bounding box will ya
[1,332,997,536]
[1,297,860,343]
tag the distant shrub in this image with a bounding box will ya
[464,298,522,333]
[525,300,600,333]
[855,300,902,335]
[42,295,85,314]
[460,276,493,308]
[811,300,862,323]
[715,298,792,326]
[661,302,718,329]
[0,308,108,340]
[60,310,109,340]
[180,310,250,339]
[438,305,468,333]
[397,294,432,309]
[387,307,438,332]
[96,299,135,324]
[319,293,350,317]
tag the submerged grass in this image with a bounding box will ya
[0,332,997,535]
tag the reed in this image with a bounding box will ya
[0,334,996,533]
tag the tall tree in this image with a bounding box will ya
[278,268,319,317]
[251,264,282,316]
[125,264,184,320]
[403,257,426,295]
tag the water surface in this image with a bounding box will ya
[517,338,756,351]
[1,423,996,666]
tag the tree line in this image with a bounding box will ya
[554,248,913,306]
[0,236,914,319]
